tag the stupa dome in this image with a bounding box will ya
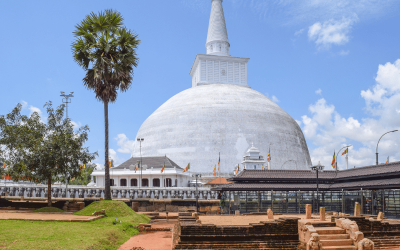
[132,84,311,173]
[131,0,312,173]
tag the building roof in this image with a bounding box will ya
[113,156,182,170]
[205,177,232,185]
[216,162,400,191]
[232,162,400,181]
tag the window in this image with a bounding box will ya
[130,178,138,187]
[120,179,127,187]
[153,178,160,187]
[165,178,172,187]
[110,179,114,186]
[175,179,178,187]
[142,178,149,187]
[254,165,257,169]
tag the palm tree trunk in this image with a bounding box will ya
[104,100,111,200]
[47,176,52,207]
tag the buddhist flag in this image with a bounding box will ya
[342,148,348,156]
[267,148,271,162]
[185,163,190,172]
[183,168,186,173]
[218,153,220,171]
[161,163,165,173]
[2,163,5,168]
[235,164,239,175]
[135,163,139,173]
[332,151,336,169]
[109,160,112,169]
[261,164,264,170]
[213,166,216,176]
[386,156,389,164]
[82,163,85,169]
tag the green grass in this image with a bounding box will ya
[0,201,150,250]
[31,207,67,213]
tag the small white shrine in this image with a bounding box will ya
[91,156,192,188]
[241,144,266,170]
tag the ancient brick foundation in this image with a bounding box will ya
[173,217,300,249]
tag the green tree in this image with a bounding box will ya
[71,9,140,200]
[69,163,97,185]
[0,102,97,206]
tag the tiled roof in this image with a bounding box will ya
[114,156,182,170]
[218,178,400,191]
[233,162,400,181]
[205,177,232,185]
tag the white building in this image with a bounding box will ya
[91,156,192,188]
[241,144,266,170]
[131,0,312,173]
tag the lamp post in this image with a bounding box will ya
[336,145,352,170]
[60,91,73,193]
[60,92,74,119]
[137,138,144,188]
[192,173,201,213]
[376,130,398,166]
[310,162,324,213]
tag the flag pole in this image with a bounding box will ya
[346,151,348,170]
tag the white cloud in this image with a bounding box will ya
[308,16,358,49]
[294,28,304,36]
[301,59,400,169]
[315,88,322,95]
[71,121,81,129]
[272,95,280,103]
[20,101,28,108]
[109,149,122,166]
[233,0,399,25]
[28,106,42,117]
[115,134,135,154]
[340,50,350,56]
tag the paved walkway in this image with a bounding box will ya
[0,212,101,222]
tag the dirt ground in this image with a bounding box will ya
[198,214,325,226]
[0,211,99,222]
[118,231,172,250]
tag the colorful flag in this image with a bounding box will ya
[267,148,271,162]
[183,168,186,173]
[332,151,336,169]
[342,148,348,156]
[213,165,216,176]
[235,164,239,175]
[72,177,75,181]
[161,163,165,173]
[261,164,264,170]
[218,153,220,172]
[2,163,5,168]
[82,163,85,169]
[109,160,112,169]
[185,163,190,172]
[386,156,389,164]
[135,163,139,173]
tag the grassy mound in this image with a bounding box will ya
[1,200,150,250]
[31,207,67,213]
[74,200,137,217]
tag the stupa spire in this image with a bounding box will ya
[206,0,230,56]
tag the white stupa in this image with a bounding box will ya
[132,0,312,173]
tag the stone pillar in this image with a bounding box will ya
[78,189,84,198]
[112,189,118,198]
[377,211,384,221]
[235,210,240,215]
[267,208,274,219]
[354,202,361,216]
[306,204,312,219]
[320,207,325,221]
[171,190,176,198]
[121,189,127,199]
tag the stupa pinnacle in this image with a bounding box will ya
[206,0,230,56]
[132,0,312,173]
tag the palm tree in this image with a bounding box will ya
[72,9,140,200]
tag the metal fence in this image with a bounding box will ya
[223,189,400,219]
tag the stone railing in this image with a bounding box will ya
[335,218,374,250]
[0,184,216,200]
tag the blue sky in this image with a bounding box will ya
[1,0,400,170]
